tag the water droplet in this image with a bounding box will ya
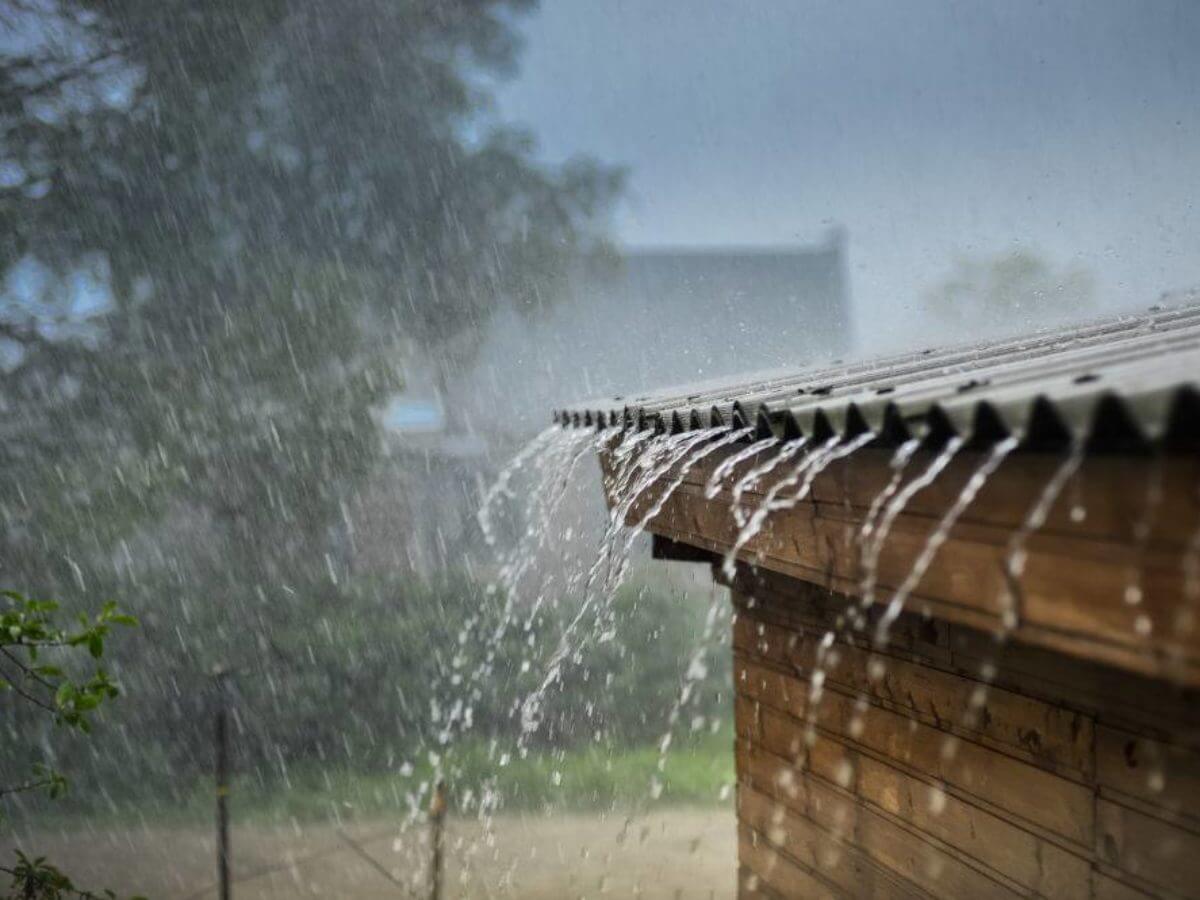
[940,736,959,761]
[928,786,947,814]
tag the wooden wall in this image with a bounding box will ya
[731,566,1200,899]
[608,441,1200,686]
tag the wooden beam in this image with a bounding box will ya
[651,533,716,564]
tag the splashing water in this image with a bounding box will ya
[874,436,1018,645]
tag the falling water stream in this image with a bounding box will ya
[705,436,781,499]
[522,427,731,743]
[433,427,599,758]
[859,438,921,554]
[798,433,1018,775]
[997,438,1085,634]
[462,415,1190,892]
[859,436,966,615]
[1122,459,1165,637]
[730,437,808,526]
[721,435,841,580]
[873,436,1019,644]
[587,428,721,598]
[477,426,560,548]
[603,427,757,602]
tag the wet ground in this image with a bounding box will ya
[6,807,734,899]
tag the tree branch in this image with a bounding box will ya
[0,775,55,798]
[0,649,57,715]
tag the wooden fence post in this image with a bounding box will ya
[429,779,446,900]
[214,668,231,900]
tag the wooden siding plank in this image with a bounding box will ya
[741,738,1092,898]
[739,784,928,899]
[741,666,1095,847]
[739,745,1024,900]
[1096,798,1200,897]
[1097,725,1200,827]
[730,582,1200,899]
[735,615,1095,777]
[1091,871,1158,900]
[739,823,843,900]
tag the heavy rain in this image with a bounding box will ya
[2,2,1199,899]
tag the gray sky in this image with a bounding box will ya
[493,0,1200,349]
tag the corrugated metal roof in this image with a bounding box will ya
[553,298,1200,452]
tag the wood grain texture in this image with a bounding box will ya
[600,440,1200,684]
[732,582,1199,899]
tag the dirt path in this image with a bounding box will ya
[5,808,735,899]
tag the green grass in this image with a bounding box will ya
[18,729,735,828]
[228,728,736,824]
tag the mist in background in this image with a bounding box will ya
[479,0,1199,388]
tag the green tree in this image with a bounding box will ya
[0,0,622,787]
[924,249,1094,331]
[0,590,139,899]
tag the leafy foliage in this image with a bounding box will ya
[0,0,623,801]
[0,592,139,900]
[924,249,1094,331]
[5,849,147,900]
[0,592,135,767]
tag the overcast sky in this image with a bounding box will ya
[492,0,1200,347]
